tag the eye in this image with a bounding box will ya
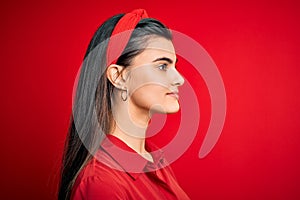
[158,63,168,71]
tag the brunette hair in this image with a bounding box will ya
[58,13,172,200]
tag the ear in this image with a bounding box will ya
[106,64,126,89]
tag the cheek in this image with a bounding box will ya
[130,85,167,108]
[128,67,170,93]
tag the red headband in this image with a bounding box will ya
[106,9,149,65]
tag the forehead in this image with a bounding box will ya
[131,37,176,66]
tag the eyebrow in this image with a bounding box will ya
[152,57,178,64]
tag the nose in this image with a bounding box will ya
[170,68,184,86]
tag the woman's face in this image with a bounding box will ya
[125,36,184,114]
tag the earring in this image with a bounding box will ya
[121,88,128,101]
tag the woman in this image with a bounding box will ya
[58,9,190,199]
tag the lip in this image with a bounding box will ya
[166,91,179,100]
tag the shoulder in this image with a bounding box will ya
[71,175,127,200]
[71,156,128,200]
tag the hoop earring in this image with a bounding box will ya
[121,89,128,101]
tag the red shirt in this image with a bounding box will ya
[71,135,190,200]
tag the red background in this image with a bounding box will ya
[1,0,300,199]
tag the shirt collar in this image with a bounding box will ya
[98,134,164,180]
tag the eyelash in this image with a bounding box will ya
[158,63,168,71]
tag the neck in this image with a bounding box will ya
[111,92,152,158]
[110,125,147,154]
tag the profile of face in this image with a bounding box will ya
[125,37,185,115]
[107,36,184,133]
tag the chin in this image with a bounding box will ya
[165,103,180,113]
[148,102,180,114]
[166,108,180,113]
